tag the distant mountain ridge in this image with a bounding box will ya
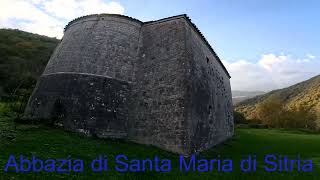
[232,90,265,105]
[235,75,320,124]
[232,90,265,97]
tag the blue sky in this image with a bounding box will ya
[120,0,320,62]
[1,0,319,91]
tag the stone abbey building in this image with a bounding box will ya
[24,14,234,155]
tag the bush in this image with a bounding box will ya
[233,111,247,124]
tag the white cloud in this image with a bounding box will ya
[223,53,320,91]
[0,0,125,38]
[258,54,287,70]
[0,0,63,38]
[31,0,45,4]
[307,54,316,59]
[43,0,124,20]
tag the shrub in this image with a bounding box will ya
[233,111,247,124]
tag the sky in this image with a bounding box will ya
[1,0,320,92]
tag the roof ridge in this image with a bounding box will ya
[182,15,231,78]
[143,14,187,24]
[64,13,142,32]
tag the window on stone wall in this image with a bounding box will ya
[206,57,209,63]
[113,112,117,120]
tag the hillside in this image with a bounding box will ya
[0,29,59,97]
[236,75,320,125]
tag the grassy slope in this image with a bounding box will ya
[1,109,320,179]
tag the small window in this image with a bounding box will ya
[206,57,209,63]
[113,112,117,120]
[208,105,212,114]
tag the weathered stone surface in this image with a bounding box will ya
[24,14,234,155]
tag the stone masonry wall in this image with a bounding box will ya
[184,20,234,153]
[25,15,141,137]
[25,73,130,137]
[43,15,141,82]
[128,18,188,154]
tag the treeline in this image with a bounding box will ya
[234,99,318,130]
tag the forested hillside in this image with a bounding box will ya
[0,29,59,97]
[236,75,320,129]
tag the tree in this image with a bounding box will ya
[255,98,283,127]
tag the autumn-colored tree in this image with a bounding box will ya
[255,98,283,127]
[254,98,317,129]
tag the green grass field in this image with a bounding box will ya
[1,104,320,179]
